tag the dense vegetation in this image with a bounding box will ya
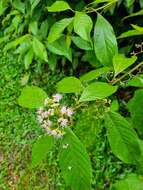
[1,0,143,189]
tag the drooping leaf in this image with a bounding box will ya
[74,12,93,42]
[113,54,137,77]
[18,86,47,109]
[47,37,72,62]
[105,111,141,164]
[80,67,110,82]
[47,1,71,12]
[24,48,34,70]
[113,173,143,190]
[31,135,55,168]
[33,37,48,62]
[127,90,143,132]
[94,14,118,66]
[59,128,92,190]
[79,82,117,102]
[48,18,73,43]
[72,36,93,50]
[57,77,83,93]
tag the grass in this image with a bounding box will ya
[0,50,133,189]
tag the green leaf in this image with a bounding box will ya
[118,30,143,39]
[105,111,141,164]
[113,54,137,77]
[126,0,135,9]
[4,35,29,51]
[31,135,55,168]
[79,82,117,102]
[24,48,34,70]
[47,37,72,62]
[131,24,143,32]
[94,14,118,66]
[18,86,47,109]
[113,173,143,190]
[30,0,41,12]
[72,36,93,50]
[47,1,71,12]
[80,67,110,82]
[140,0,143,7]
[33,37,48,62]
[59,128,92,190]
[74,12,93,42]
[127,90,143,132]
[110,100,119,112]
[123,9,143,20]
[48,18,73,43]
[57,77,83,93]
[13,0,25,14]
[29,21,38,35]
[127,75,143,87]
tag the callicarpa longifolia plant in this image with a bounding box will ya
[1,0,143,189]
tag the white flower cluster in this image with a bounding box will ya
[36,93,74,138]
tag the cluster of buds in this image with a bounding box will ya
[130,42,143,56]
[36,94,74,139]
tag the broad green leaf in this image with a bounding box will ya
[33,37,48,62]
[113,54,137,77]
[79,82,117,102]
[74,12,93,42]
[47,37,72,62]
[94,14,118,66]
[18,86,47,109]
[47,1,71,12]
[48,18,73,43]
[127,75,143,87]
[57,77,83,93]
[59,128,92,190]
[31,135,55,168]
[118,30,143,39]
[127,90,143,132]
[113,173,143,190]
[72,36,93,50]
[105,111,141,164]
[30,0,41,12]
[80,67,110,82]
[24,48,34,70]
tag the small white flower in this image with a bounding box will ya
[60,106,67,114]
[52,93,63,103]
[47,120,52,127]
[67,108,74,117]
[58,118,68,127]
[37,107,44,114]
[37,115,43,123]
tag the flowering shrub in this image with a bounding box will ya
[36,94,74,138]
